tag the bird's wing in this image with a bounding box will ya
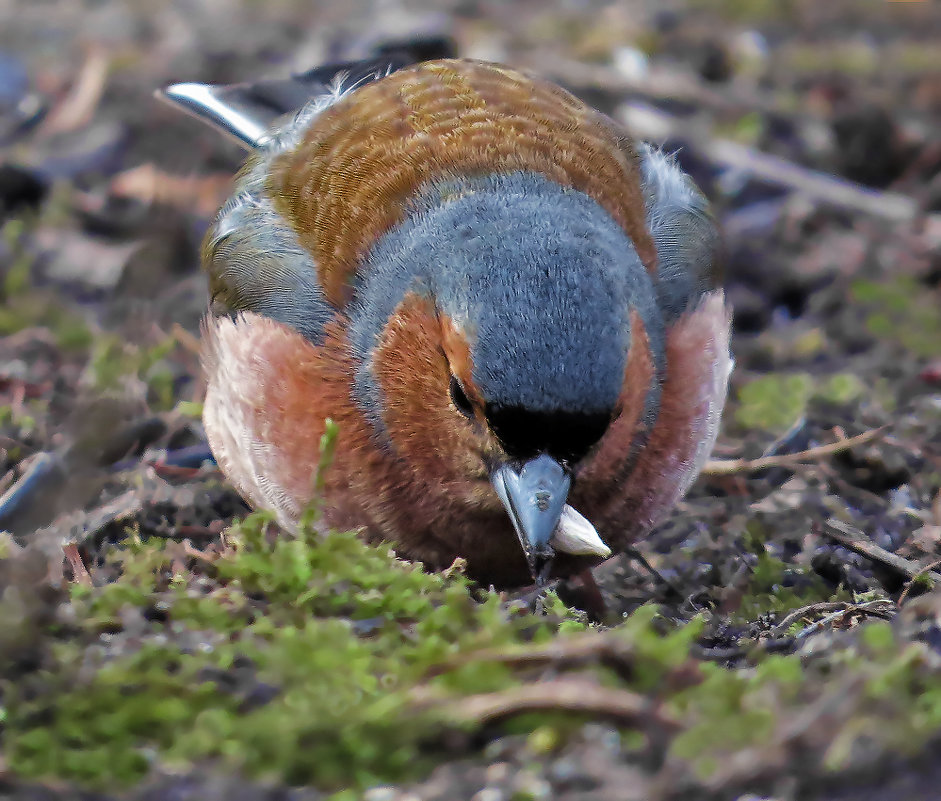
[157,37,456,149]
[166,39,458,344]
[636,143,721,323]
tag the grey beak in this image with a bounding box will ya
[491,453,571,580]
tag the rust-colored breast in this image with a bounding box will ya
[267,59,656,307]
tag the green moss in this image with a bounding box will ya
[714,112,765,145]
[87,334,179,409]
[735,371,870,433]
[737,555,841,623]
[10,523,941,794]
[852,277,941,357]
[817,373,865,405]
[731,521,850,624]
[1,218,33,297]
[623,606,705,692]
[0,292,90,348]
[4,513,552,789]
[735,373,814,432]
[686,0,787,22]
[541,589,590,634]
[5,422,941,793]
[3,498,717,793]
[672,665,777,776]
[174,400,204,419]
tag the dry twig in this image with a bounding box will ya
[425,631,628,678]
[109,164,233,217]
[63,541,92,586]
[171,323,203,357]
[40,47,110,136]
[898,558,941,607]
[702,427,885,476]
[690,637,797,662]
[770,601,853,637]
[617,101,923,223]
[793,600,895,639]
[824,519,941,584]
[415,677,679,731]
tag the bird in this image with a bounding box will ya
[160,42,732,589]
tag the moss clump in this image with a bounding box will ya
[734,371,867,433]
[731,520,851,625]
[853,277,941,358]
[670,624,941,782]
[7,518,941,795]
[687,0,784,23]
[2,514,553,789]
[735,373,814,433]
[3,412,941,796]
[86,334,179,410]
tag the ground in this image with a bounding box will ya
[0,1,940,799]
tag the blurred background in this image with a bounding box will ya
[0,0,939,583]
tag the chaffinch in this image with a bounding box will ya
[162,48,732,588]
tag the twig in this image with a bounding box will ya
[425,631,627,677]
[769,601,852,637]
[535,56,815,123]
[625,545,685,598]
[63,541,93,586]
[29,492,144,562]
[690,637,797,662]
[39,47,110,137]
[702,427,885,476]
[898,558,941,607]
[617,101,924,223]
[181,539,219,563]
[44,478,194,548]
[416,678,679,731]
[823,519,941,583]
[171,323,203,357]
[0,452,62,531]
[109,165,232,217]
[540,56,918,223]
[0,468,16,498]
[794,599,895,639]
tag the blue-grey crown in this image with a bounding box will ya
[350,171,664,452]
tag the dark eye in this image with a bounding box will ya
[449,376,474,418]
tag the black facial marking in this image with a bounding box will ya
[486,405,612,465]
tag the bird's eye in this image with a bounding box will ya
[449,376,474,418]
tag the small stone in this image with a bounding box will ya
[363,787,398,801]
[512,771,551,800]
[471,789,504,801]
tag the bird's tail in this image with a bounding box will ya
[156,36,456,149]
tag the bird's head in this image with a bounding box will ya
[351,171,662,581]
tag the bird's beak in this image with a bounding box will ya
[490,453,570,582]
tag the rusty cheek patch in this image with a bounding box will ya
[372,293,491,483]
[574,309,655,508]
[583,299,729,548]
